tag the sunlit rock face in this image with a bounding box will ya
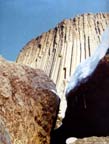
[0,57,59,144]
[16,13,109,118]
[51,29,109,144]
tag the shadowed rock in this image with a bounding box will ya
[0,57,60,144]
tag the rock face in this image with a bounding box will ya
[16,13,109,117]
[67,137,109,144]
[0,57,59,144]
[51,29,109,144]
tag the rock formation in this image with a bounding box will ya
[0,57,59,144]
[16,13,109,117]
[51,29,109,144]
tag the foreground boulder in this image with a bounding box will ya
[51,28,109,143]
[0,57,59,144]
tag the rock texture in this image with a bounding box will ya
[16,13,109,117]
[0,119,11,144]
[67,137,109,144]
[0,57,59,144]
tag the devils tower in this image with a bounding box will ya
[16,13,109,117]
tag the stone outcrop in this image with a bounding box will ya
[0,57,59,144]
[51,29,109,144]
[16,13,109,117]
[66,137,109,144]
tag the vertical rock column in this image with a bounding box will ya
[16,13,109,117]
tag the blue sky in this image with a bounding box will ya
[0,0,109,61]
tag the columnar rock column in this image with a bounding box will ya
[16,13,109,117]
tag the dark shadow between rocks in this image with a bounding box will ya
[51,46,109,144]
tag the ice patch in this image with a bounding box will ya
[66,28,109,95]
